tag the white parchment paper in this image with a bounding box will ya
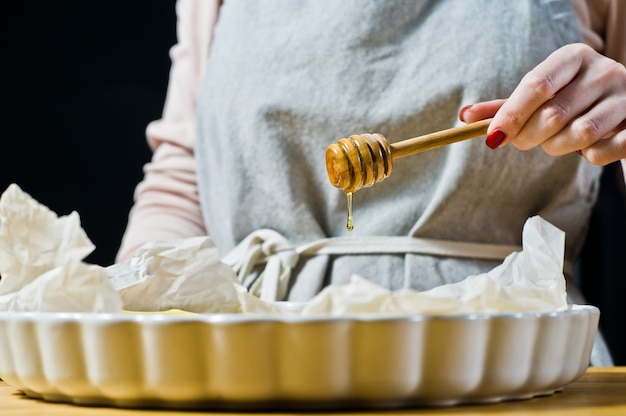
[0,184,568,315]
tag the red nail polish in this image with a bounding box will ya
[576,150,583,155]
[459,105,473,122]
[486,129,506,149]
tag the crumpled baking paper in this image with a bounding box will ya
[302,216,567,314]
[0,183,568,315]
[105,238,277,314]
[0,184,122,312]
[0,184,274,314]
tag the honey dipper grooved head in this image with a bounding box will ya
[325,133,393,193]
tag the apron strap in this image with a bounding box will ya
[222,229,523,302]
[297,236,521,259]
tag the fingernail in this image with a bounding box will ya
[485,129,506,149]
[576,150,583,155]
[459,105,473,122]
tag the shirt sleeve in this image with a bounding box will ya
[571,0,626,65]
[116,0,220,262]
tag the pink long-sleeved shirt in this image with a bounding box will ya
[116,0,626,262]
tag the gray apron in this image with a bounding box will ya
[195,0,601,302]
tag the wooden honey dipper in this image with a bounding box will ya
[325,118,492,193]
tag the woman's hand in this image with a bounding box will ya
[460,43,626,166]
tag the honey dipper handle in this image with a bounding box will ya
[390,118,492,159]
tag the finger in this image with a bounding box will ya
[515,54,626,150]
[489,44,586,141]
[579,128,626,166]
[514,76,606,151]
[459,99,505,123]
[541,97,626,156]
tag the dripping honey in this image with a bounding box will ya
[345,191,354,231]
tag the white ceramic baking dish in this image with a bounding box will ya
[0,304,599,409]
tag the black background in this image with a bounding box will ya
[1,1,177,266]
[1,1,625,364]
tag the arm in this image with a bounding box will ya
[573,0,626,183]
[116,0,220,262]
[461,0,626,183]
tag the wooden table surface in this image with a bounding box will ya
[1,367,625,415]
